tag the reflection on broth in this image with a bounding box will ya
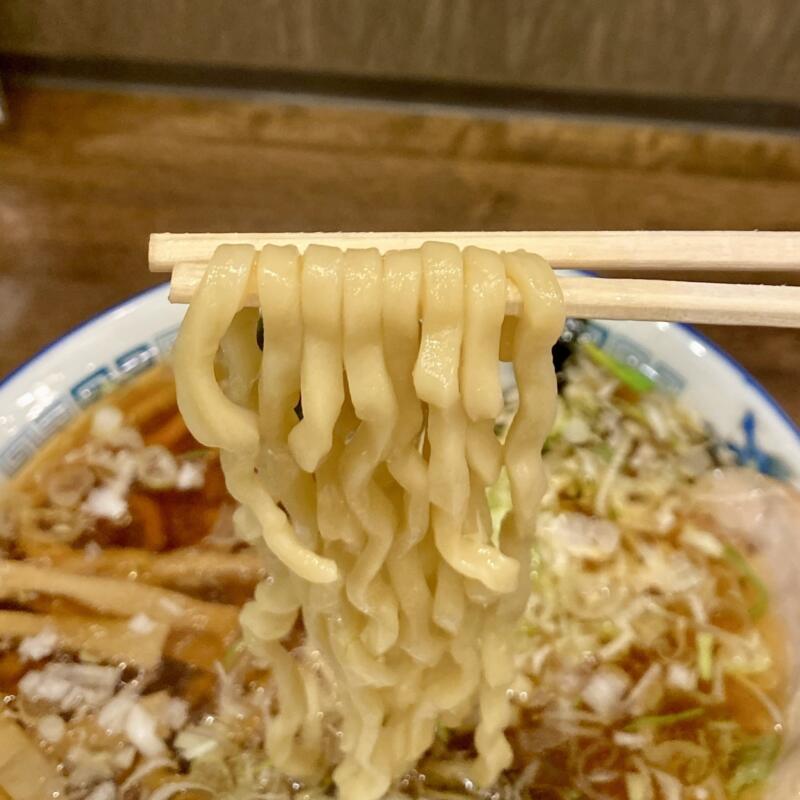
[0,348,791,800]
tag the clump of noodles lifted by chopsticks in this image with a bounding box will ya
[172,242,565,798]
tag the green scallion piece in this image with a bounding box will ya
[222,639,245,670]
[625,707,705,731]
[181,447,212,459]
[697,631,715,681]
[723,542,769,620]
[582,341,656,394]
[727,733,781,796]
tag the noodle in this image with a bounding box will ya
[340,247,400,657]
[172,241,565,799]
[381,248,443,668]
[288,245,346,473]
[175,244,337,585]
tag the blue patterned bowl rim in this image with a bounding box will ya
[1,281,799,480]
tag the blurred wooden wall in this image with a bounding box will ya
[2,0,800,107]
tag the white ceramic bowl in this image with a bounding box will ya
[1,283,799,481]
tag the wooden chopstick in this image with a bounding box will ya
[150,232,800,328]
[150,231,800,273]
[163,261,800,328]
[557,277,800,327]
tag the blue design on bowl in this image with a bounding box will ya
[729,411,792,479]
[70,367,114,408]
[115,344,159,381]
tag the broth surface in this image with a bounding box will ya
[0,351,788,800]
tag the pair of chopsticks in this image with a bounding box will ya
[149,231,800,327]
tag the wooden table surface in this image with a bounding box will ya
[1,82,799,421]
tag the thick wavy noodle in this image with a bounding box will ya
[173,241,565,799]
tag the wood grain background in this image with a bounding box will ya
[3,0,800,106]
[1,82,799,420]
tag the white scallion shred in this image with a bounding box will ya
[562,415,592,444]
[98,690,138,733]
[552,512,620,561]
[627,663,664,715]
[599,629,634,661]
[680,526,724,558]
[83,540,103,560]
[19,663,119,712]
[136,445,178,489]
[85,782,117,800]
[624,770,652,800]
[91,407,124,439]
[176,459,206,490]
[119,757,176,794]
[147,782,212,800]
[653,768,683,800]
[587,769,617,783]
[175,729,220,761]
[580,667,630,719]
[614,731,649,749]
[36,714,66,744]
[81,485,128,521]
[128,613,157,635]
[667,663,698,692]
[124,703,165,757]
[18,627,59,662]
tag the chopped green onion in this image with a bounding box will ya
[616,399,649,425]
[222,639,245,670]
[582,342,656,394]
[727,733,781,796]
[592,442,614,462]
[435,724,452,745]
[697,632,715,681]
[625,707,705,731]
[723,543,769,620]
[486,467,512,542]
[181,447,212,460]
